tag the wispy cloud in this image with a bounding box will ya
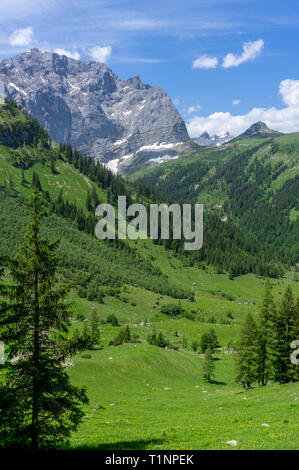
[232,99,241,105]
[0,0,63,22]
[9,26,34,46]
[187,105,201,114]
[117,57,166,64]
[54,48,80,60]
[187,78,299,137]
[112,18,168,30]
[192,55,218,69]
[222,39,264,68]
[89,46,112,63]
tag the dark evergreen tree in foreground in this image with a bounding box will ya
[0,190,88,449]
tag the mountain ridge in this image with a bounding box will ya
[192,131,234,147]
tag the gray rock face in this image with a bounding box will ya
[0,49,189,171]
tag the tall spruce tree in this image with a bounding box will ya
[235,313,258,389]
[256,280,275,386]
[0,190,88,449]
[268,286,295,383]
[202,349,215,383]
[90,310,100,347]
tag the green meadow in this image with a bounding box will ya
[67,256,299,450]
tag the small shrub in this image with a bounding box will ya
[76,312,85,321]
[78,286,87,298]
[160,303,183,317]
[106,313,119,326]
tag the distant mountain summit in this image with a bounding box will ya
[192,131,234,147]
[192,122,283,147]
[0,49,189,172]
[235,121,283,140]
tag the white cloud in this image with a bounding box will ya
[279,79,299,106]
[54,48,80,60]
[232,99,241,105]
[9,26,33,46]
[192,55,218,69]
[89,46,112,63]
[187,79,299,137]
[222,39,264,68]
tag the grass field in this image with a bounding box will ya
[69,346,299,450]
[66,253,299,450]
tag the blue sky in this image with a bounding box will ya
[1,0,299,136]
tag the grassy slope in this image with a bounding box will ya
[0,143,107,209]
[70,346,298,450]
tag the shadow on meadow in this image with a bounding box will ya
[73,438,166,450]
[209,380,227,385]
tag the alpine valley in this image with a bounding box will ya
[0,50,298,451]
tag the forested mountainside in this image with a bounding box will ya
[130,132,299,266]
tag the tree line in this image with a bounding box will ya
[236,281,299,388]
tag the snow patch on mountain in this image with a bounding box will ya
[147,154,179,164]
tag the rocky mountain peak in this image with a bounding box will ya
[0,49,189,172]
[246,121,269,133]
[237,121,283,140]
[200,131,210,139]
